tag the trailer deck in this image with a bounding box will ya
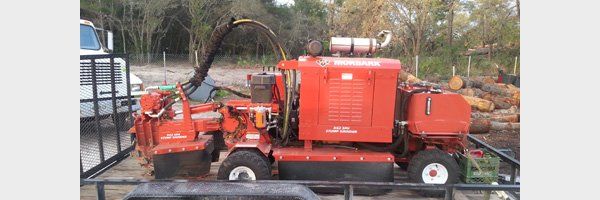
[81,151,510,200]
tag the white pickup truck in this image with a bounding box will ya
[80,19,142,129]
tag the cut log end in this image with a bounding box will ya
[448,75,464,91]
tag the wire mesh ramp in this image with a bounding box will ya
[80,54,136,179]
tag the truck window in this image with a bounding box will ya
[80,24,101,50]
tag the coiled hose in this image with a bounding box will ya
[185,18,295,145]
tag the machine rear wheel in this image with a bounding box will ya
[407,149,459,197]
[217,150,271,180]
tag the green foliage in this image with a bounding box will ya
[214,90,229,101]
[80,0,519,79]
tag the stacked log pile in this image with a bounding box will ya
[448,75,520,133]
[399,71,520,134]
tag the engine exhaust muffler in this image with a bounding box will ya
[329,30,392,55]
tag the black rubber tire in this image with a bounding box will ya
[217,150,272,180]
[211,149,221,162]
[395,161,409,170]
[407,149,460,197]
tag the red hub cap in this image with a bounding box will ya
[429,170,438,177]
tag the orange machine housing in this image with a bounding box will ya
[296,56,401,143]
[406,92,471,135]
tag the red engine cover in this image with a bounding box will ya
[297,56,401,143]
[406,92,471,135]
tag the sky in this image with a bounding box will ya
[275,0,295,6]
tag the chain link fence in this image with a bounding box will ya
[126,53,518,82]
[80,54,136,178]
[128,53,280,68]
[399,55,519,82]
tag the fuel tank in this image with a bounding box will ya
[399,86,471,135]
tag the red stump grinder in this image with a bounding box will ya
[130,18,471,196]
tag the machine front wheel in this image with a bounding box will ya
[407,149,460,197]
[217,150,272,180]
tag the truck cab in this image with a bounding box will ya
[80,19,142,128]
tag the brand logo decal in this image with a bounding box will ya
[316,59,330,67]
[333,60,381,67]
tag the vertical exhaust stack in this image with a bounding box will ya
[329,30,392,55]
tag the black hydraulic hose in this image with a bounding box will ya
[205,89,218,103]
[186,18,289,97]
[186,85,199,96]
[188,18,238,93]
[399,89,429,122]
[202,81,251,100]
[355,132,406,152]
[216,87,251,98]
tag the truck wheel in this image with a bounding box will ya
[217,150,271,180]
[407,149,459,197]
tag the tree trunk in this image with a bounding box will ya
[481,83,518,98]
[448,76,495,90]
[516,0,520,19]
[492,106,519,115]
[462,95,495,112]
[399,70,422,84]
[491,121,519,131]
[471,112,519,123]
[446,0,454,46]
[470,118,491,133]
[470,119,520,133]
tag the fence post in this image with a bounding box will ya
[452,65,456,77]
[467,55,471,78]
[163,51,167,85]
[513,56,518,75]
[415,55,419,78]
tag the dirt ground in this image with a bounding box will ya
[472,130,520,160]
[131,60,262,92]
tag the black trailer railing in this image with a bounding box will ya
[80,54,135,179]
[81,179,520,200]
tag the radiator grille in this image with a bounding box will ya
[326,78,366,124]
[80,61,123,85]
